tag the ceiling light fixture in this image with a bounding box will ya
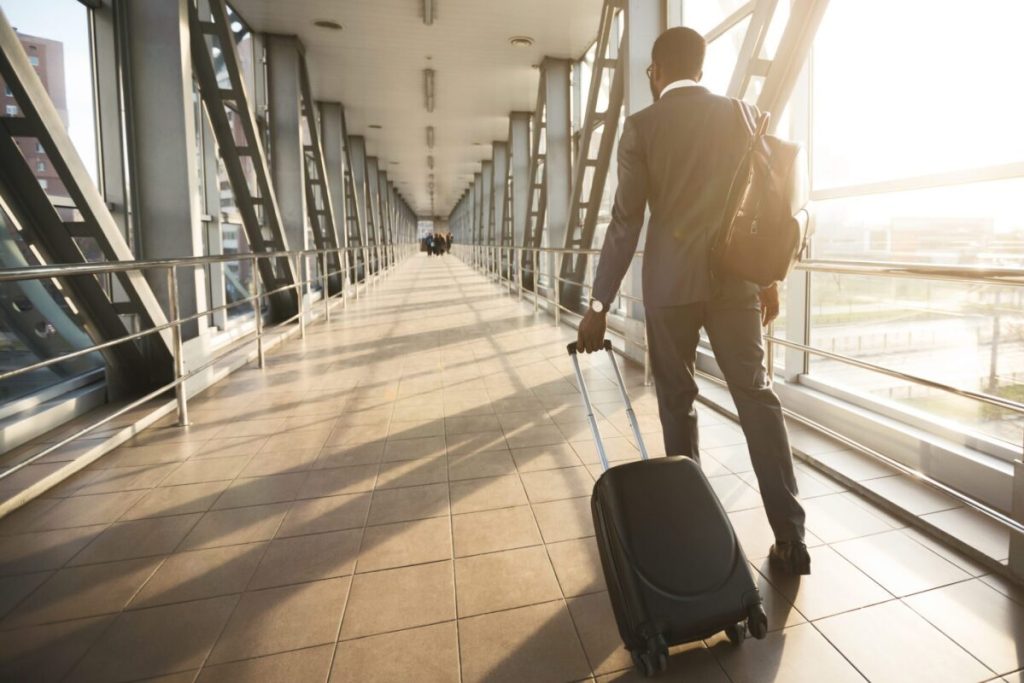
[426,125,435,148]
[313,19,343,30]
[423,69,435,112]
[509,36,534,48]
[423,0,435,25]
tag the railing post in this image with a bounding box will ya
[166,265,189,427]
[643,325,652,387]
[322,250,330,324]
[534,248,540,313]
[342,250,349,310]
[517,247,523,302]
[252,256,265,369]
[507,248,514,295]
[554,271,561,327]
[295,253,306,340]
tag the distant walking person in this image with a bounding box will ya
[576,27,809,575]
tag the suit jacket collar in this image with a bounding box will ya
[660,85,710,99]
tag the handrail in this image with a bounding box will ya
[0,246,369,282]
[465,243,1024,418]
[798,258,1024,286]
[0,243,416,481]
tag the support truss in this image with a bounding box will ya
[559,1,625,310]
[520,75,547,291]
[298,54,343,294]
[339,110,367,283]
[0,10,173,393]
[189,0,298,321]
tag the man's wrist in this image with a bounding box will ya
[588,297,610,314]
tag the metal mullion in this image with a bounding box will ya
[810,162,1024,202]
[725,0,779,99]
[704,0,757,43]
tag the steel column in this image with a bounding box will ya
[509,112,531,254]
[492,141,509,277]
[267,35,306,254]
[123,0,207,341]
[541,58,571,291]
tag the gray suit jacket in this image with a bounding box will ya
[591,86,757,309]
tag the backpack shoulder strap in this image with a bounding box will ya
[733,99,771,145]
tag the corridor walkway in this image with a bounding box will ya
[0,254,1021,682]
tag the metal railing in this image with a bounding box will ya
[462,243,653,384]
[462,243,1024,416]
[0,243,415,482]
[458,241,1024,540]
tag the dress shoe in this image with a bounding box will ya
[768,540,811,575]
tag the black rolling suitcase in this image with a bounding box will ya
[567,340,767,677]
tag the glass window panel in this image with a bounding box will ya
[811,272,1019,448]
[220,222,256,319]
[758,0,789,60]
[0,0,98,183]
[0,206,103,403]
[811,0,1024,190]
[807,272,1024,448]
[675,0,751,35]
[810,178,1024,267]
[701,16,750,95]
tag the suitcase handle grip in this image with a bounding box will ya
[566,339,613,355]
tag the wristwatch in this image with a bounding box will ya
[589,299,605,314]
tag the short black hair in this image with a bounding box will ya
[651,27,706,80]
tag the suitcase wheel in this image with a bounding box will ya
[724,621,747,645]
[747,604,769,640]
[631,636,669,677]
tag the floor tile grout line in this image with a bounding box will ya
[441,258,465,683]
[52,558,170,682]
[184,428,297,679]
[326,267,403,681]
[895,589,1002,678]
[490,290,601,680]
[16,255,991,683]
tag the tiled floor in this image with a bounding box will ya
[0,254,1022,682]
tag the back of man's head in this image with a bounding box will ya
[651,27,706,82]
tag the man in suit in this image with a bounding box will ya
[576,26,810,575]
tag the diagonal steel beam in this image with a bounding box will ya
[0,8,173,393]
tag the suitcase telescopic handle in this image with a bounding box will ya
[566,339,650,474]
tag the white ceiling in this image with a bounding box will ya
[231,0,603,217]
